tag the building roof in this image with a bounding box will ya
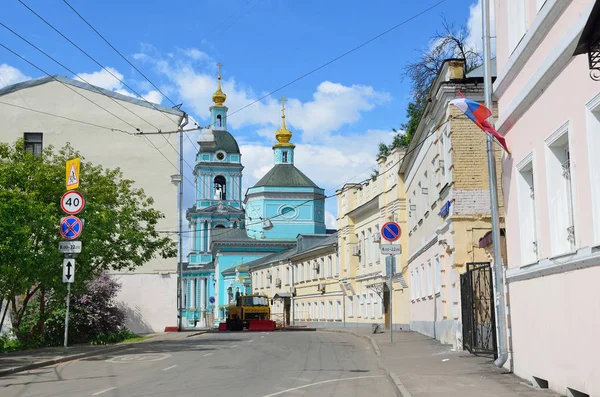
[246,248,297,270]
[210,228,257,243]
[187,202,244,218]
[0,75,184,116]
[182,261,215,271]
[199,129,241,154]
[252,164,319,188]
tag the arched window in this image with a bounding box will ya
[215,224,226,229]
[233,221,238,229]
[214,175,226,200]
[217,114,222,127]
[282,151,288,163]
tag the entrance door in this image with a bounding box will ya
[461,262,497,357]
[383,289,390,329]
[284,298,291,325]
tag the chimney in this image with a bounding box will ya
[447,59,465,80]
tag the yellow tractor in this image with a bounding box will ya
[225,294,273,331]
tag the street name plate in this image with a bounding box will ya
[59,241,82,254]
[381,244,402,255]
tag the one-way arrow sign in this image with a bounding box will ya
[63,258,75,283]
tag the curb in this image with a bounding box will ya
[0,343,132,378]
[318,329,413,397]
[318,329,381,357]
[388,371,413,397]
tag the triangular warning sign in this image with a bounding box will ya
[67,164,78,185]
[65,158,80,190]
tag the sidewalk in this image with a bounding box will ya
[321,327,559,397]
[0,330,206,377]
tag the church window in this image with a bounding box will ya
[214,175,227,200]
[217,114,222,127]
[214,224,226,229]
[282,151,288,163]
[281,206,294,216]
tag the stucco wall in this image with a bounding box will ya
[510,266,600,396]
[112,273,177,334]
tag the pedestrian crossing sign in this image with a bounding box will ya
[65,158,80,191]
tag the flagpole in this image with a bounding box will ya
[482,0,508,368]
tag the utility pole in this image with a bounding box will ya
[177,113,189,332]
[482,0,508,368]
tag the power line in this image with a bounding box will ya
[61,0,177,108]
[0,100,134,134]
[0,42,196,189]
[159,116,453,236]
[223,0,449,122]
[0,22,165,133]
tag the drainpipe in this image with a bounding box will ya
[482,0,508,368]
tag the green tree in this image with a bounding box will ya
[0,140,176,341]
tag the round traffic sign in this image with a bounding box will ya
[60,216,83,240]
[61,191,85,215]
[381,222,401,242]
[209,296,215,304]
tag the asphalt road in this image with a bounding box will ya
[0,331,397,397]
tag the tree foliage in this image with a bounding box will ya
[0,140,176,339]
[378,17,483,157]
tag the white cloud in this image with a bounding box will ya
[74,67,163,105]
[183,48,212,62]
[466,0,496,55]
[325,211,337,229]
[75,67,124,91]
[0,64,31,88]
[143,90,163,104]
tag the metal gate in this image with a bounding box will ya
[461,262,497,358]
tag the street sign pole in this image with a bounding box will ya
[64,280,70,348]
[389,255,393,344]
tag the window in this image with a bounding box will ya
[365,229,371,265]
[410,271,415,300]
[213,175,227,200]
[588,96,600,242]
[517,155,539,263]
[24,133,42,156]
[282,151,288,163]
[314,302,318,319]
[320,301,325,319]
[362,294,367,318]
[361,232,366,267]
[328,301,333,320]
[420,265,426,298]
[369,293,375,318]
[301,302,305,319]
[508,0,527,54]
[306,262,310,280]
[545,124,576,255]
[285,266,290,285]
[435,256,442,294]
[347,296,354,317]
[415,268,420,299]
[335,253,340,276]
[281,206,294,216]
[216,114,222,127]
[336,300,342,320]
[327,256,332,278]
[427,261,433,296]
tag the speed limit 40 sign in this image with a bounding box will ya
[60,191,85,215]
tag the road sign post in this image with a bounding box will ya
[61,158,84,348]
[381,222,401,343]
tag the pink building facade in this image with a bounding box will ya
[494,1,600,396]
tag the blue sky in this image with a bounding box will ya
[0,0,484,228]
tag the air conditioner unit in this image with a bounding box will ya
[372,232,381,243]
[275,278,281,287]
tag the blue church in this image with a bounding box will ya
[181,70,326,327]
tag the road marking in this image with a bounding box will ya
[203,352,213,357]
[248,339,254,343]
[92,387,116,395]
[260,376,385,397]
[231,345,239,348]
[162,365,178,371]
[106,353,171,363]
[261,336,265,338]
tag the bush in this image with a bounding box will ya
[0,334,24,353]
[15,273,129,347]
[89,328,137,345]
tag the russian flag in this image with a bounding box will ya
[450,97,510,154]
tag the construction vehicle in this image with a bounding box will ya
[223,294,274,331]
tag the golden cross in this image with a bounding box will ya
[217,62,223,77]
[280,96,287,115]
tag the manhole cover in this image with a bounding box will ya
[106,353,171,363]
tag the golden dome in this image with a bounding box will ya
[212,64,227,106]
[274,97,295,148]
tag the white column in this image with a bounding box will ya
[199,224,204,252]
[208,227,211,250]
[190,278,196,309]
[200,277,206,310]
